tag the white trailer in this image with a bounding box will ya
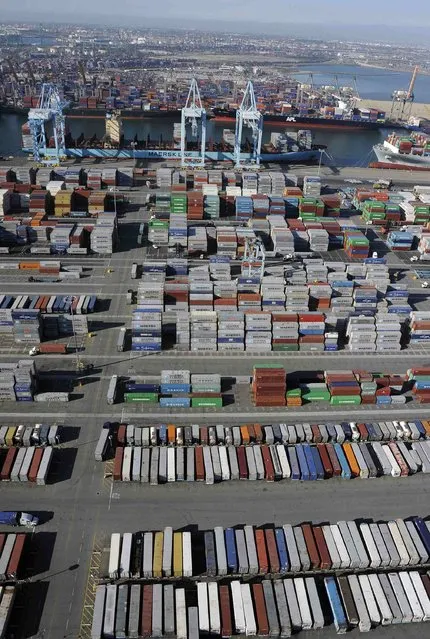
[119,532,132,579]
[368,573,393,625]
[143,532,153,579]
[387,521,410,566]
[91,585,106,639]
[132,447,141,482]
[294,578,312,630]
[330,524,350,569]
[253,445,265,480]
[103,584,117,639]
[162,527,173,578]
[399,571,424,622]
[231,580,245,635]
[218,446,230,481]
[359,523,381,569]
[121,447,132,482]
[167,447,176,483]
[109,533,121,579]
[358,574,380,626]
[19,446,34,482]
[208,582,221,635]
[197,582,209,633]
[276,444,291,479]
[347,574,371,632]
[182,531,192,577]
[241,583,257,636]
[175,588,187,639]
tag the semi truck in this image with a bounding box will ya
[0,511,39,527]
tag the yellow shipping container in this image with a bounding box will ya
[153,531,163,578]
[173,532,183,577]
[5,426,17,446]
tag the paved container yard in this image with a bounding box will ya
[2,166,430,638]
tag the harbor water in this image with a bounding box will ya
[0,111,388,166]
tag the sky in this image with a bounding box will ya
[2,0,430,37]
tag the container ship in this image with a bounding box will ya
[373,131,430,167]
[21,118,324,163]
[212,106,384,131]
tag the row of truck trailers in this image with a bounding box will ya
[108,440,430,484]
[0,446,53,483]
[0,293,97,314]
[90,517,430,637]
[90,574,430,638]
[97,420,430,454]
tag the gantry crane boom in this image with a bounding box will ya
[234,80,263,168]
[180,78,206,167]
[28,83,69,162]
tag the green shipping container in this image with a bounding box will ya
[272,344,299,352]
[302,392,331,401]
[286,388,301,397]
[330,395,362,405]
[191,398,223,408]
[124,392,159,403]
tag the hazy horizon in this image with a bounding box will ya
[2,0,430,44]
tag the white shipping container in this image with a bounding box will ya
[208,582,221,635]
[197,582,210,633]
[368,573,393,625]
[294,578,312,630]
[358,574,380,626]
[241,583,257,636]
[108,533,121,579]
[119,532,132,579]
[231,580,246,635]
[122,447,132,482]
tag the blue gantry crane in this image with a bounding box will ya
[234,80,263,168]
[28,83,69,163]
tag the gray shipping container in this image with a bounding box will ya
[149,448,159,485]
[162,527,173,577]
[227,446,239,481]
[187,607,199,639]
[347,520,370,569]
[378,573,403,624]
[203,446,214,485]
[143,532,153,579]
[244,525,258,575]
[132,447,141,482]
[115,584,128,639]
[36,446,53,485]
[369,523,390,567]
[305,577,324,629]
[284,579,301,631]
[283,525,301,572]
[211,446,222,482]
[103,584,117,639]
[214,527,227,576]
[128,584,140,639]
[273,579,291,638]
[245,447,257,481]
[141,448,150,483]
[235,529,249,575]
[388,572,413,623]
[176,447,185,481]
[91,585,106,639]
[164,584,175,636]
[175,588,187,639]
[395,518,420,565]
[159,447,167,483]
[347,574,371,632]
[186,447,195,482]
[95,429,110,462]
[263,580,280,637]
[152,584,163,637]
[293,526,310,571]
[378,523,401,568]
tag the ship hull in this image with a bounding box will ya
[22,147,321,163]
[373,144,430,167]
[212,109,383,130]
